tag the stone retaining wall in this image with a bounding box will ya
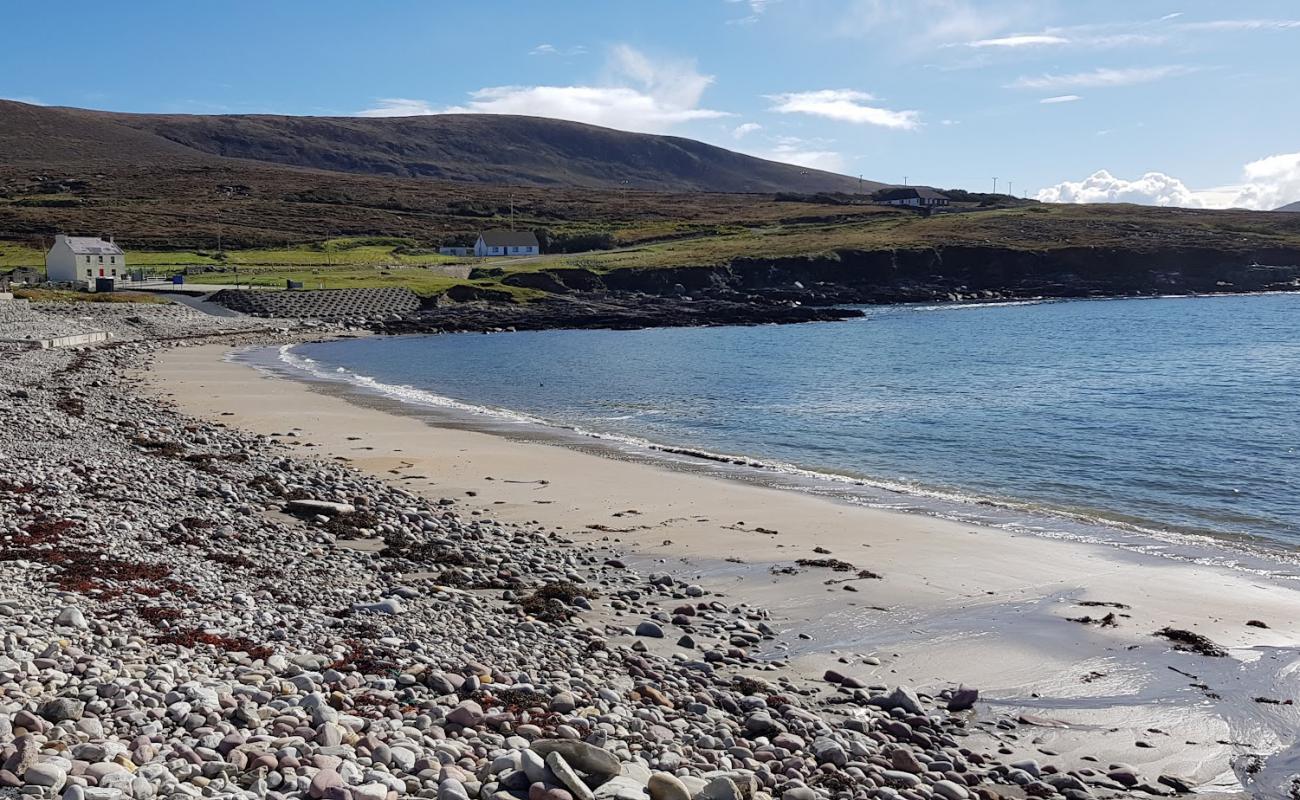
[211,287,421,319]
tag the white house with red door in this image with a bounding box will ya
[45,235,126,289]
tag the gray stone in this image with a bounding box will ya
[521,749,551,784]
[55,606,88,629]
[546,753,595,800]
[352,597,405,615]
[308,770,343,799]
[286,499,356,515]
[932,780,968,800]
[593,777,649,800]
[947,686,979,712]
[447,700,484,727]
[1010,760,1041,779]
[635,621,664,638]
[647,773,690,800]
[699,778,741,800]
[24,763,68,791]
[3,736,39,776]
[39,698,85,723]
[531,741,621,781]
[810,738,846,767]
[872,686,924,715]
[550,691,577,713]
[889,749,923,774]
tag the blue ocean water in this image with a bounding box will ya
[285,294,1300,550]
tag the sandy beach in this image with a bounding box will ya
[148,341,1300,795]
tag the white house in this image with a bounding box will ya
[45,235,125,289]
[873,187,950,208]
[474,229,539,257]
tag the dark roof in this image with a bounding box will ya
[478,229,539,247]
[874,187,949,201]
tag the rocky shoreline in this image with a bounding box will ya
[372,296,863,335]
[0,303,1216,800]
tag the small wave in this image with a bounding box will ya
[275,344,553,428]
[908,299,1052,312]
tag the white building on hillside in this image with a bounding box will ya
[474,229,539,257]
[45,235,125,289]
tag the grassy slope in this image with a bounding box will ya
[14,287,169,304]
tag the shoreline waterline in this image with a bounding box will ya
[244,336,1300,584]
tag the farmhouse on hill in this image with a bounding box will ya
[45,234,125,289]
[873,187,950,208]
[474,229,540,257]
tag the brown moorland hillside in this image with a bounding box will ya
[0,99,879,193]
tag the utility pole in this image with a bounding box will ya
[509,195,515,231]
[903,176,909,186]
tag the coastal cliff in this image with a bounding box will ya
[529,245,1300,301]
[376,245,1300,333]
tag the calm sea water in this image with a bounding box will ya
[285,294,1300,551]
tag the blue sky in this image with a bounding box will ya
[3,0,1299,208]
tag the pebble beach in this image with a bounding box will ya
[3,301,1298,800]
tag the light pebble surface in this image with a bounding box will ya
[0,300,1291,800]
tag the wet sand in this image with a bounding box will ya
[147,342,1300,794]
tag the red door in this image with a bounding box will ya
[98,268,105,277]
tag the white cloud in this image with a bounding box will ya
[1036,152,1300,210]
[1039,94,1080,104]
[767,89,919,130]
[965,34,1067,48]
[529,43,587,56]
[734,134,847,173]
[732,122,763,139]
[1036,170,1209,206]
[837,0,1038,50]
[357,45,729,133]
[357,98,438,117]
[755,137,845,172]
[726,0,779,23]
[1008,65,1195,90]
[1233,152,1300,210]
[1178,19,1300,32]
[766,146,845,172]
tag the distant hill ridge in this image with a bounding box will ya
[0,100,880,194]
[1275,201,1300,212]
